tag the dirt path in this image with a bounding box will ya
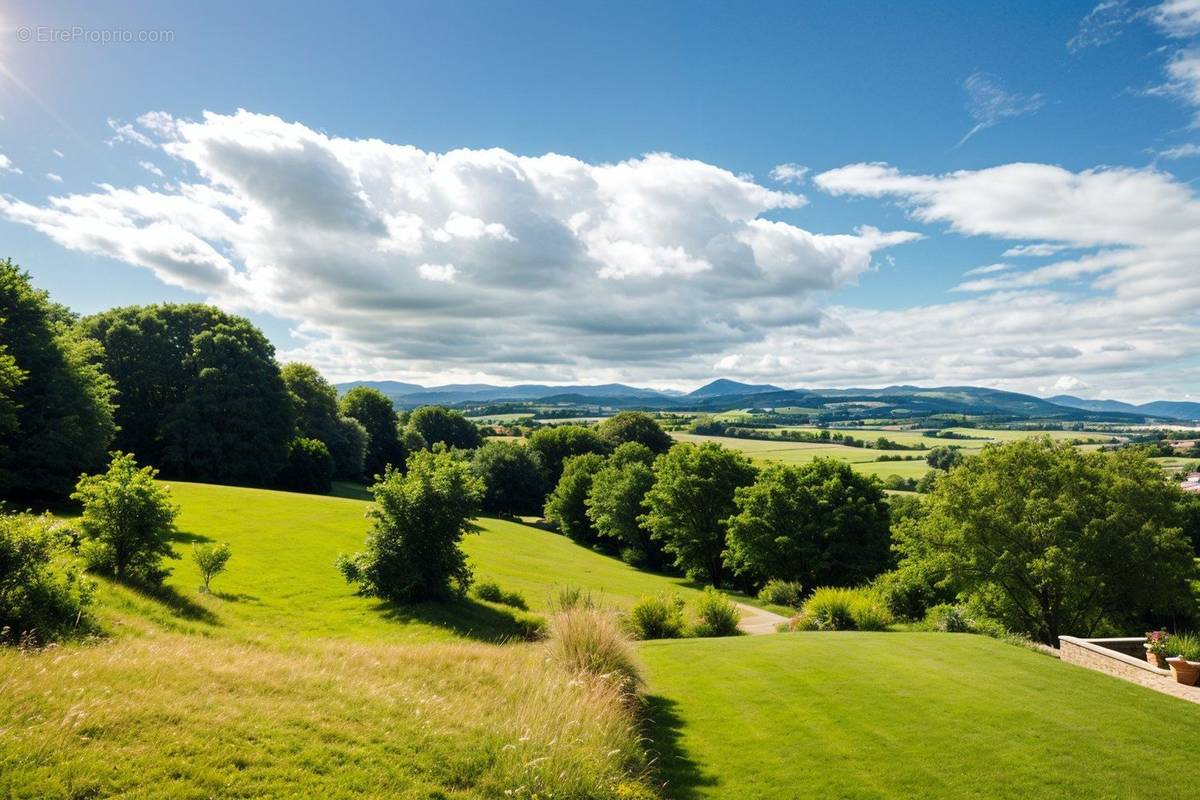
[736,602,789,635]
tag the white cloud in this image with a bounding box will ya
[0,154,21,174]
[1068,1,1137,51]
[1156,142,1200,159]
[769,163,809,184]
[1051,375,1091,392]
[0,109,916,384]
[138,160,165,177]
[958,72,1046,146]
[1002,243,1070,257]
[52,149,64,159]
[45,172,62,183]
[964,263,1009,276]
[1152,0,1200,36]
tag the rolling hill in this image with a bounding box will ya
[1049,394,1200,422]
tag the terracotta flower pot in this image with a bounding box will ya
[1166,657,1200,686]
[1145,646,1168,670]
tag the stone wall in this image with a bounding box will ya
[1059,635,1200,704]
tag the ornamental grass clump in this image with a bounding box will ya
[625,593,686,640]
[545,607,643,691]
[691,587,741,637]
[789,586,893,632]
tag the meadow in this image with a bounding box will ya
[641,634,1200,799]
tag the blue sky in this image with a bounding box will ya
[2,0,1200,400]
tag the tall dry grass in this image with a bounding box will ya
[0,633,655,799]
[544,606,644,691]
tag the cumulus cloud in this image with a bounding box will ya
[0,153,22,174]
[958,73,1045,146]
[769,163,809,184]
[1152,0,1200,36]
[0,109,917,384]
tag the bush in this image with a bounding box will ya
[691,587,741,637]
[472,579,528,610]
[546,607,642,690]
[924,603,972,633]
[276,437,335,494]
[624,593,685,640]
[73,452,179,586]
[758,578,804,608]
[797,587,893,632]
[337,450,484,603]
[0,514,95,645]
[192,542,232,593]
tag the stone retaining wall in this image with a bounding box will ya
[1059,635,1200,704]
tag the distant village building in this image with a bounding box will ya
[1183,472,1200,494]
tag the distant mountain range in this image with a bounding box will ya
[334,379,1200,423]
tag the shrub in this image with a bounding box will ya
[798,587,893,632]
[691,587,741,637]
[924,603,972,633]
[849,595,894,631]
[625,593,685,640]
[758,578,804,608]
[546,607,642,690]
[337,450,484,603]
[276,437,334,494]
[192,542,232,593]
[73,452,179,586]
[0,514,95,645]
[472,579,528,610]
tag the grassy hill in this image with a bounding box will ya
[641,634,1200,799]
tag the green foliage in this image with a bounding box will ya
[895,438,1196,644]
[73,452,180,585]
[925,445,963,471]
[1167,631,1200,661]
[642,442,756,586]
[923,603,972,633]
[405,405,483,451]
[549,585,598,612]
[596,411,672,454]
[1180,491,1200,556]
[276,437,335,494]
[725,458,892,589]
[527,425,611,490]
[757,579,804,608]
[192,542,232,593]
[338,386,406,478]
[470,439,545,515]
[337,450,484,603]
[546,607,642,690]
[585,445,663,569]
[625,593,686,639]
[0,260,116,498]
[691,587,741,637]
[281,362,365,481]
[795,586,892,632]
[870,565,954,622]
[543,452,607,544]
[80,303,292,487]
[471,579,528,610]
[0,513,94,644]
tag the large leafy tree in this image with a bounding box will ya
[642,442,756,585]
[337,450,484,602]
[0,260,115,498]
[471,439,545,516]
[339,386,407,479]
[725,458,892,589]
[543,452,607,544]
[73,452,179,585]
[527,425,611,491]
[596,411,673,454]
[586,442,664,568]
[895,439,1195,645]
[281,362,366,481]
[405,406,482,451]
[79,304,293,486]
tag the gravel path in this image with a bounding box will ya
[736,602,790,635]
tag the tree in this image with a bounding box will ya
[276,437,335,494]
[527,425,611,491]
[925,445,963,471]
[339,386,407,478]
[281,362,365,480]
[471,439,546,516]
[544,453,607,544]
[192,542,232,593]
[642,443,756,585]
[337,450,484,602]
[597,412,672,454]
[895,439,1196,645]
[405,406,482,451]
[0,513,95,644]
[72,452,179,585]
[79,304,293,487]
[0,260,116,499]
[586,442,664,568]
[725,459,892,589]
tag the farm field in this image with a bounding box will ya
[640,634,1200,799]
[80,482,738,645]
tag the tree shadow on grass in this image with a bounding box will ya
[167,529,214,546]
[118,578,222,626]
[373,597,542,643]
[642,694,717,799]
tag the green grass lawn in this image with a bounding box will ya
[88,481,733,645]
[640,633,1200,799]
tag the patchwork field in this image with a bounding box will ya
[641,634,1200,799]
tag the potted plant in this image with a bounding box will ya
[1145,630,1171,669]
[1165,632,1200,686]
